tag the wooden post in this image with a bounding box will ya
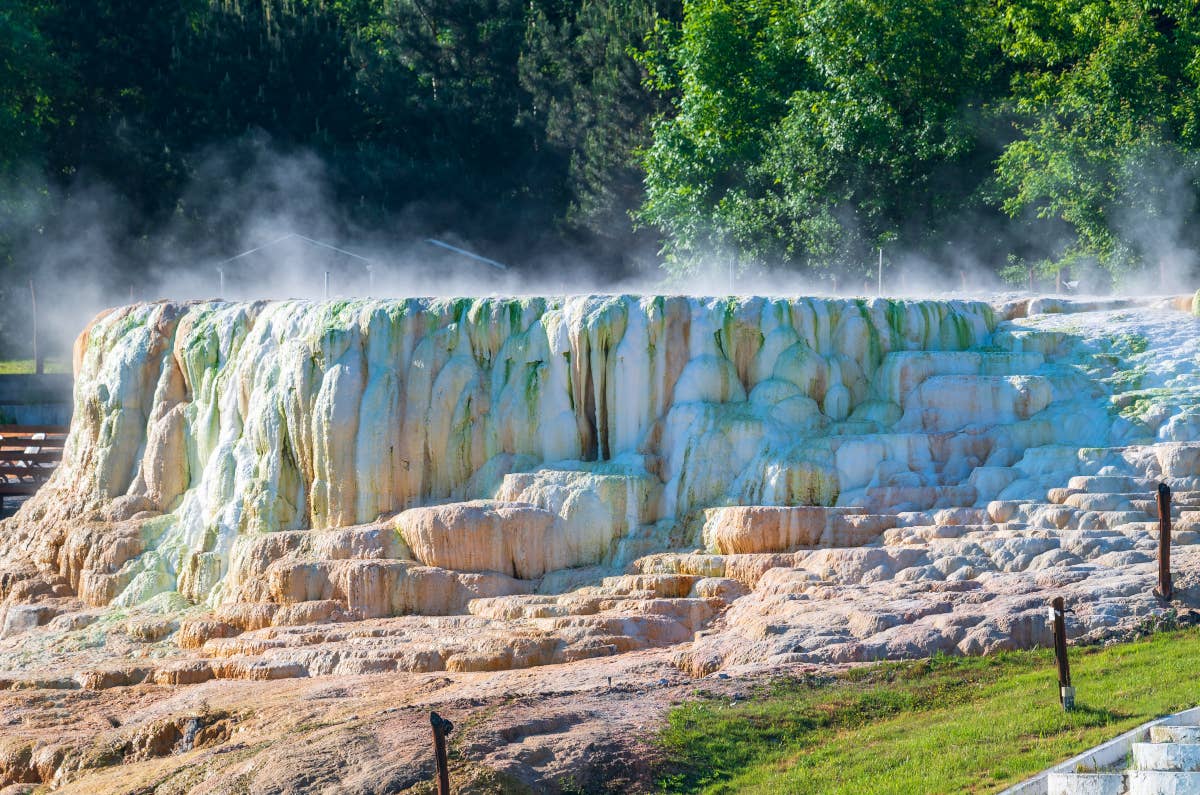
[1051,596,1073,709]
[1157,482,1173,600]
[1028,266,1035,293]
[29,279,42,375]
[430,711,453,795]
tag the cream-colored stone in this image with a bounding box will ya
[396,500,564,578]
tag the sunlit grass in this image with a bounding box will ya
[0,359,69,374]
[658,629,1200,794]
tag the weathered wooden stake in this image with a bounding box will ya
[1051,596,1073,709]
[430,710,454,795]
[29,279,42,375]
[1157,482,1173,600]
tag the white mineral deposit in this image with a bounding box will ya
[2,292,1200,789]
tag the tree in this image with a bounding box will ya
[0,0,56,175]
[994,0,1200,282]
[520,0,680,265]
[0,0,62,354]
[639,0,1007,278]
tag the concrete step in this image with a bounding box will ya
[1126,770,1200,794]
[1133,742,1200,772]
[1047,771,1125,795]
[1153,727,1200,744]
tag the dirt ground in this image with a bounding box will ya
[0,646,771,794]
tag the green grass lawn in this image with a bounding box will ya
[0,359,69,374]
[658,628,1200,794]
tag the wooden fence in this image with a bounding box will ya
[0,425,66,502]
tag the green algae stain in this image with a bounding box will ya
[1106,332,1149,357]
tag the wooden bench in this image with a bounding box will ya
[0,425,66,504]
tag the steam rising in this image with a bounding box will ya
[5,136,1198,363]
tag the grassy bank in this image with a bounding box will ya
[658,628,1200,794]
[0,359,69,375]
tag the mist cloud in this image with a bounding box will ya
[7,132,1199,364]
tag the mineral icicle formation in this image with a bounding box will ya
[1,294,1199,686]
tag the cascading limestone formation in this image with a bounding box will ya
[2,293,1199,684]
[8,296,993,607]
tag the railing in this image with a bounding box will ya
[0,425,66,500]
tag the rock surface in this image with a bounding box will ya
[1,292,1199,790]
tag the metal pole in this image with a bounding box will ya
[877,248,883,297]
[430,711,454,795]
[29,279,42,375]
[218,267,225,298]
[324,271,330,300]
[1157,482,1173,600]
[1051,596,1073,709]
[425,239,509,271]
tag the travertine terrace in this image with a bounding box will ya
[2,292,1200,790]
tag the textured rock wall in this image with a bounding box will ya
[7,296,995,610]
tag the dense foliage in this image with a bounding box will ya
[642,0,1200,283]
[0,0,1198,328]
[0,0,677,286]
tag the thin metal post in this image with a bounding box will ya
[430,711,454,795]
[29,280,42,375]
[218,267,225,297]
[877,248,883,296]
[1051,597,1073,709]
[324,271,330,300]
[1157,482,1173,600]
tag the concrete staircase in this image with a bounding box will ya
[1049,728,1200,793]
[1033,712,1200,794]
